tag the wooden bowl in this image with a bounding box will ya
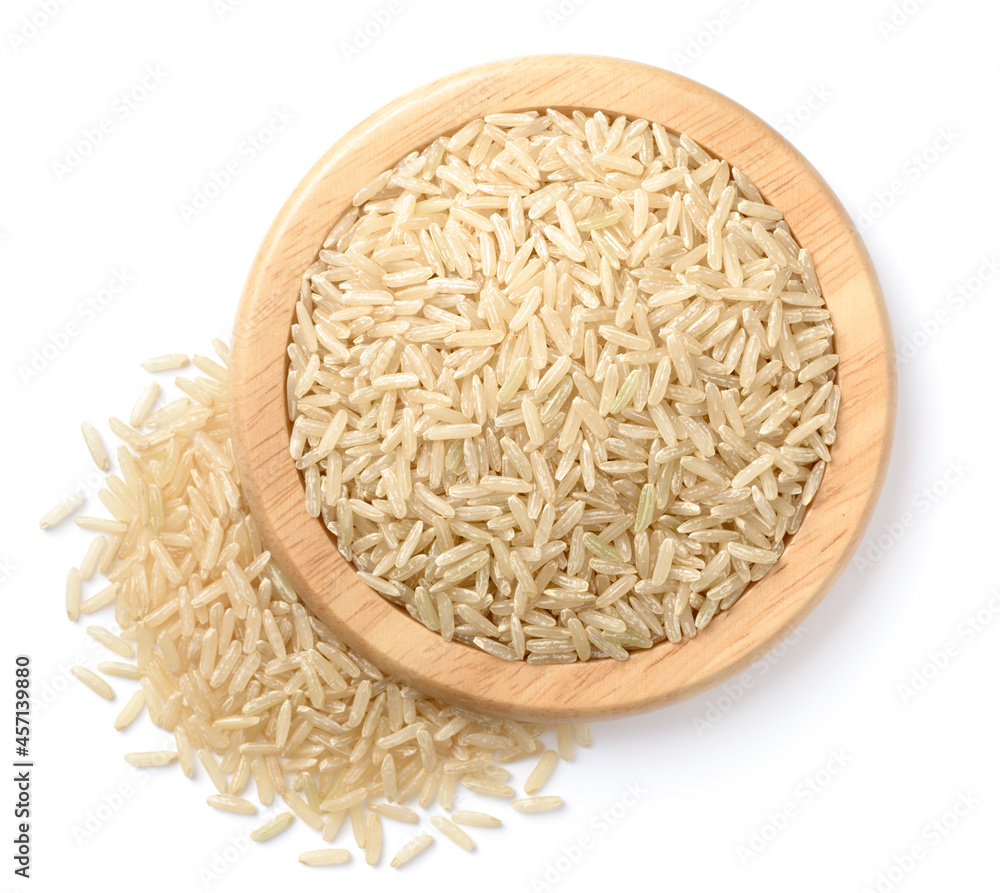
[230,55,895,722]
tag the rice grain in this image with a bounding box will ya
[431,815,475,850]
[451,810,502,827]
[511,796,563,813]
[390,834,434,868]
[207,794,257,815]
[81,423,110,470]
[40,491,85,529]
[125,751,178,767]
[72,666,114,700]
[250,812,294,842]
[299,848,350,866]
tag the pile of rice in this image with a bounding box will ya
[53,351,585,867]
[287,109,839,662]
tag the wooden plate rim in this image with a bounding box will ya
[230,54,896,722]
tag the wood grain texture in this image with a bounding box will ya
[229,55,896,722]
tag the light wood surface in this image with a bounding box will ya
[229,55,896,722]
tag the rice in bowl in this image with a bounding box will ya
[287,108,839,662]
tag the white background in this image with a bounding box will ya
[1,0,996,891]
